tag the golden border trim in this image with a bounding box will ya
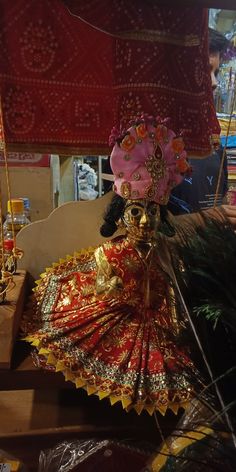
[114,30,200,46]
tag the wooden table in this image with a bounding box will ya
[0,340,69,390]
[0,270,27,369]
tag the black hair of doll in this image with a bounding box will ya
[159,205,176,237]
[100,194,126,237]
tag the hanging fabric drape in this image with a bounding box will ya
[0,0,220,156]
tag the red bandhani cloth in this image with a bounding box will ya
[0,0,220,156]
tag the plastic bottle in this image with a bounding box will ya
[3,199,30,240]
[20,197,31,221]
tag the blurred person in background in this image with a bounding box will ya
[168,28,230,215]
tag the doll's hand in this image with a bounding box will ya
[96,274,123,296]
[107,276,124,295]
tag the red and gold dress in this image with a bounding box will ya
[23,236,198,415]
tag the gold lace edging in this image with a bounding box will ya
[24,336,190,417]
[33,246,96,290]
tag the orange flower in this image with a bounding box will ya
[120,133,136,152]
[136,123,147,139]
[156,125,168,143]
[176,157,190,174]
[172,137,185,154]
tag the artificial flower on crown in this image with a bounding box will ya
[120,133,136,152]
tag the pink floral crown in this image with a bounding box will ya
[109,115,191,205]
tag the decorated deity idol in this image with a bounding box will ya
[23,115,204,416]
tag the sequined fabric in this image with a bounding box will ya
[23,239,199,415]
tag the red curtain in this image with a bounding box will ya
[0,0,220,156]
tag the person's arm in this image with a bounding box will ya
[169,204,236,232]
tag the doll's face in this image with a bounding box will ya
[123,199,160,243]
